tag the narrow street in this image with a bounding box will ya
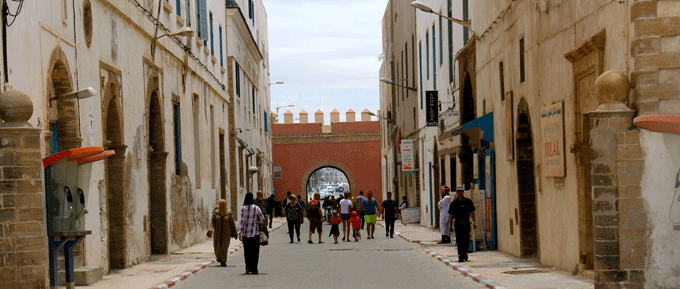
[175,223,483,289]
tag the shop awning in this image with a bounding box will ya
[452,112,494,142]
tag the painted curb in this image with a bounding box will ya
[421,249,506,289]
[148,222,283,289]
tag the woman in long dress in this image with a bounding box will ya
[437,186,452,244]
[210,199,237,267]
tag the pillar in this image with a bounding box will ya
[588,71,645,288]
[299,110,308,123]
[314,110,323,124]
[330,109,339,124]
[283,110,294,124]
[361,108,372,121]
[0,90,47,289]
[345,109,355,122]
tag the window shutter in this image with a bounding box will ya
[219,26,223,66]
[197,0,208,41]
[264,111,268,133]
[176,0,181,16]
[209,12,214,55]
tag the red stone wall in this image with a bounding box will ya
[272,123,321,135]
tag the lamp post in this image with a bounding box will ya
[274,103,294,123]
[50,87,98,102]
[151,27,194,58]
[270,81,284,85]
[380,78,417,92]
[367,111,394,124]
[411,1,478,38]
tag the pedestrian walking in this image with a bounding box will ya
[307,192,324,244]
[448,185,477,262]
[298,194,306,224]
[322,196,333,222]
[380,192,398,238]
[285,194,303,243]
[360,191,378,239]
[238,193,265,275]
[209,199,237,267]
[329,210,341,244]
[266,194,276,228]
[355,191,366,229]
[255,190,268,221]
[437,186,453,244]
[338,192,353,242]
[350,211,362,241]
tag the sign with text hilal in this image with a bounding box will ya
[540,102,565,177]
[426,91,438,126]
[401,139,414,172]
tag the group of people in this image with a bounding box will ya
[206,185,477,275]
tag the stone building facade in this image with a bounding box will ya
[0,0,271,285]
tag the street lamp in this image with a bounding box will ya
[274,103,294,123]
[151,27,194,58]
[380,78,417,92]
[50,87,98,102]
[270,81,284,85]
[411,1,478,38]
[367,111,394,124]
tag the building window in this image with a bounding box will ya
[433,24,437,88]
[264,111,268,133]
[448,0,453,83]
[499,61,505,101]
[405,42,408,91]
[463,0,469,43]
[419,41,423,110]
[193,94,200,188]
[175,0,181,16]
[186,0,191,26]
[219,26,224,66]
[426,31,429,80]
[197,0,208,42]
[520,37,525,83]
[235,62,240,97]
[209,11,214,56]
[173,101,181,176]
[252,87,256,114]
[439,12,443,66]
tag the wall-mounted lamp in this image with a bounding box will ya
[367,111,394,124]
[50,87,98,102]
[411,1,478,39]
[269,81,284,85]
[380,78,417,92]
[151,27,194,58]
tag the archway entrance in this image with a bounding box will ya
[105,93,127,269]
[306,167,350,202]
[48,59,80,153]
[516,100,538,258]
[147,84,168,255]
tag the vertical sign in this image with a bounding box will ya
[540,101,565,177]
[426,90,438,126]
[402,139,414,172]
[505,91,514,161]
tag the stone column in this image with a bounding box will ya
[588,71,646,288]
[0,90,47,288]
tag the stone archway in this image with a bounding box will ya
[102,77,127,270]
[300,160,357,201]
[45,47,80,153]
[146,75,168,255]
[516,98,538,258]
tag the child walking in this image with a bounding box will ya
[350,211,362,242]
[329,210,341,244]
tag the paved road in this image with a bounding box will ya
[176,223,483,289]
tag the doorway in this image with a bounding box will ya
[516,99,538,258]
[148,90,167,255]
[106,96,126,269]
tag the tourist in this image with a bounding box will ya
[238,193,265,274]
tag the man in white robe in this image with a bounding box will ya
[437,185,452,244]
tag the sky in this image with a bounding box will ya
[263,0,387,124]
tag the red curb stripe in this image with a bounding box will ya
[162,280,175,287]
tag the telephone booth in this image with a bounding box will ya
[43,147,115,289]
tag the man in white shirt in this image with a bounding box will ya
[437,186,453,244]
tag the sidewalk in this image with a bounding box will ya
[78,218,287,289]
[377,220,594,289]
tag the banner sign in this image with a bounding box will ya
[400,207,421,225]
[540,102,565,177]
[401,139,414,172]
[273,166,282,179]
[426,90,439,126]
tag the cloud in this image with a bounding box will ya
[264,0,387,123]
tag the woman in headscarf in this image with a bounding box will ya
[210,199,237,267]
[239,192,265,275]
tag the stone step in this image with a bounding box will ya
[57,266,102,286]
[56,254,84,271]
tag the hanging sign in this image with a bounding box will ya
[426,91,438,126]
[273,166,282,179]
[540,102,565,177]
[401,139,414,172]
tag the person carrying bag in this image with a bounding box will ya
[238,192,265,275]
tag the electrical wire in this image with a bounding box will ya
[131,0,226,91]
[4,0,23,27]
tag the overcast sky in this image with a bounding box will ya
[264,0,387,123]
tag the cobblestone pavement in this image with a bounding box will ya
[174,222,484,289]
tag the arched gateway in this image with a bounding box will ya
[272,110,382,204]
